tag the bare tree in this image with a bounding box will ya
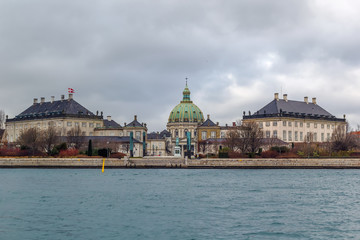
[67,126,85,149]
[224,128,240,152]
[0,110,5,129]
[331,125,358,152]
[239,121,263,154]
[43,125,59,155]
[18,128,43,155]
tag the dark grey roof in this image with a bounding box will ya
[147,130,170,140]
[256,99,333,117]
[243,98,346,122]
[160,130,171,138]
[19,99,95,116]
[103,120,122,128]
[200,118,217,127]
[260,138,288,146]
[59,136,141,143]
[125,118,144,128]
[8,98,102,122]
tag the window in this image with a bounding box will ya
[82,122,87,127]
[300,122,303,127]
[327,133,330,140]
[295,121,298,127]
[283,130,287,141]
[259,122,263,128]
[288,131,292,141]
[307,123,310,128]
[314,123,317,128]
[288,121,292,127]
[266,122,270,127]
[67,122,72,127]
[75,122,79,127]
[266,131,270,138]
[202,131,207,140]
[300,132,303,141]
[89,123,94,128]
[283,121,287,127]
[314,133,318,142]
[321,133,324,142]
[96,123,101,127]
[273,121,277,126]
[175,129,178,137]
[273,130,277,138]
[321,124,324,129]
[136,131,141,140]
[295,131,298,141]
[332,125,334,129]
[220,132,225,138]
[211,131,216,138]
[89,132,93,136]
[327,124,330,129]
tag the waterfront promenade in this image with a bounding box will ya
[2,157,360,168]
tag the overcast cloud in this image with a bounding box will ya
[1,0,360,131]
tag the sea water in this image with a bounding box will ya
[1,169,360,240]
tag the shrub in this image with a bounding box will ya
[271,146,290,153]
[261,150,278,158]
[59,149,79,157]
[228,151,245,158]
[0,147,29,156]
[110,152,126,159]
[98,148,110,158]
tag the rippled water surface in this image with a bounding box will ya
[1,169,360,239]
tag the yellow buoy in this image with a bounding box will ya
[102,158,105,173]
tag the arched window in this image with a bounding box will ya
[175,129,178,137]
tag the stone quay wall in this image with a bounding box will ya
[2,157,360,168]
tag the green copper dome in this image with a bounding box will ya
[168,84,204,123]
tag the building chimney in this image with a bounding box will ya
[226,124,228,127]
[33,98,38,105]
[283,94,288,102]
[144,123,147,128]
[312,97,317,105]
[216,122,219,126]
[107,116,111,121]
[40,97,45,104]
[61,95,65,101]
[232,122,236,127]
[68,93,73,100]
[124,122,126,126]
[207,114,210,119]
[274,93,279,101]
[304,96,308,104]
[134,115,137,121]
[51,96,55,103]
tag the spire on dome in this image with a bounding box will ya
[182,78,191,102]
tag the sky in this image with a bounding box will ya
[1,0,360,131]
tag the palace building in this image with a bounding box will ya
[242,93,347,143]
[5,94,104,142]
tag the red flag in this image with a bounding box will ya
[68,88,75,93]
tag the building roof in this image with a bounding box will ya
[59,136,141,144]
[168,84,204,124]
[147,130,171,140]
[200,115,217,127]
[8,95,102,122]
[103,120,122,128]
[125,115,145,128]
[243,95,345,122]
